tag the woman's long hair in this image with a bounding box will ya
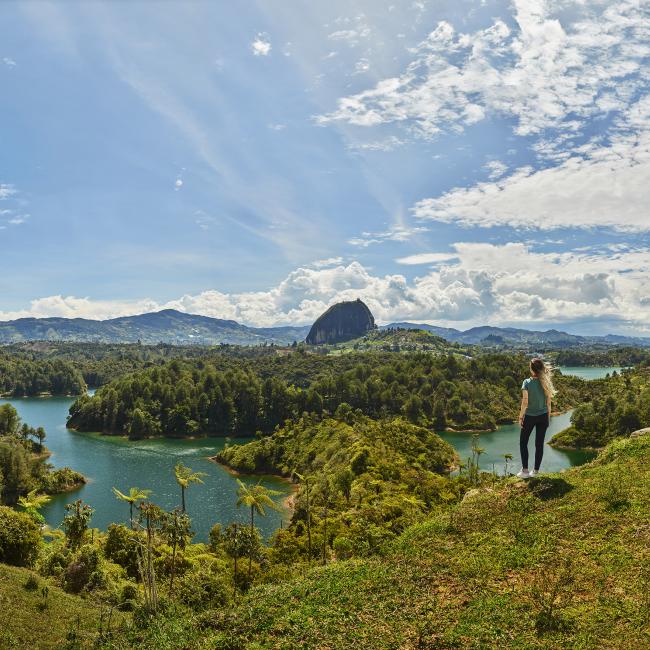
[530,358,557,399]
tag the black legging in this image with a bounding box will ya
[520,413,550,471]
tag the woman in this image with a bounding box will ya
[516,358,556,478]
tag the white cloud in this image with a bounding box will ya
[0,184,16,199]
[251,34,271,57]
[4,244,650,333]
[348,224,428,247]
[318,1,649,142]
[413,95,650,232]
[396,252,458,265]
[483,160,508,180]
[311,257,344,268]
[2,57,16,67]
[174,178,183,190]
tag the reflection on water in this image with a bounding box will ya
[438,410,596,475]
[0,395,291,542]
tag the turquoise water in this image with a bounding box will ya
[558,366,625,380]
[0,395,292,542]
[2,380,600,537]
[438,410,595,475]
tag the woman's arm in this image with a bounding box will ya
[519,390,528,426]
[547,395,552,418]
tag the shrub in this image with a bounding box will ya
[64,544,103,593]
[332,536,354,560]
[176,570,230,611]
[39,543,71,578]
[0,505,41,567]
[104,523,142,579]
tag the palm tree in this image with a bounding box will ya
[236,480,282,580]
[112,486,151,529]
[18,489,51,524]
[174,463,207,513]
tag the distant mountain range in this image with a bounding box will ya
[0,309,310,345]
[0,309,648,348]
[382,322,650,348]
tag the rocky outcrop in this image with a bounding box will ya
[305,299,376,345]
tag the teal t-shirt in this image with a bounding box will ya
[522,377,548,416]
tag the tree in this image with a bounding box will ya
[0,505,41,566]
[223,522,247,598]
[18,489,51,524]
[63,499,94,549]
[161,507,193,593]
[294,471,312,560]
[236,480,282,580]
[112,486,151,529]
[174,462,207,513]
[334,468,354,503]
[135,502,164,613]
[34,427,46,453]
[0,404,20,435]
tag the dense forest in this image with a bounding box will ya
[67,351,588,438]
[553,347,650,367]
[0,352,85,396]
[551,365,650,449]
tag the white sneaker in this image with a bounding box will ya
[516,469,530,479]
[530,469,539,477]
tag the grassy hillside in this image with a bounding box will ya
[0,564,106,649]
[103,432,649,649]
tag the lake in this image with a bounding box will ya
[558,366,625,380]
[0,395,293,542]
[437,410,595,476]
[2,375,601,538]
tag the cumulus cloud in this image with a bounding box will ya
[2,57,16,67]
[174,178,183,190]
[3,244,650,333]
[251,34,271,56]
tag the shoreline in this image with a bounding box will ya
[209,454,298,517]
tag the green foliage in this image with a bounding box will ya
[219,414,459,561]
[63,499,94,549]
[67,350,587,437]
[551,367,650,448]
[0,353,85,396]
[63,544,103,593]
[176,570,230,611]
[104,524,142,579]
[0,506,41,567]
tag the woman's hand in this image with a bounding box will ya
[519,414,525,427]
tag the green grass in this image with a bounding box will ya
[0,564,108,649]
[104,433,649,649]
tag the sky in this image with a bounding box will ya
[1,0,649,335]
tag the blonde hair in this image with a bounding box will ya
[530,358,557,399]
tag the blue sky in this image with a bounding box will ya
[1,0,649,335]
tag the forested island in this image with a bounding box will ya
[66,350,588,438]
